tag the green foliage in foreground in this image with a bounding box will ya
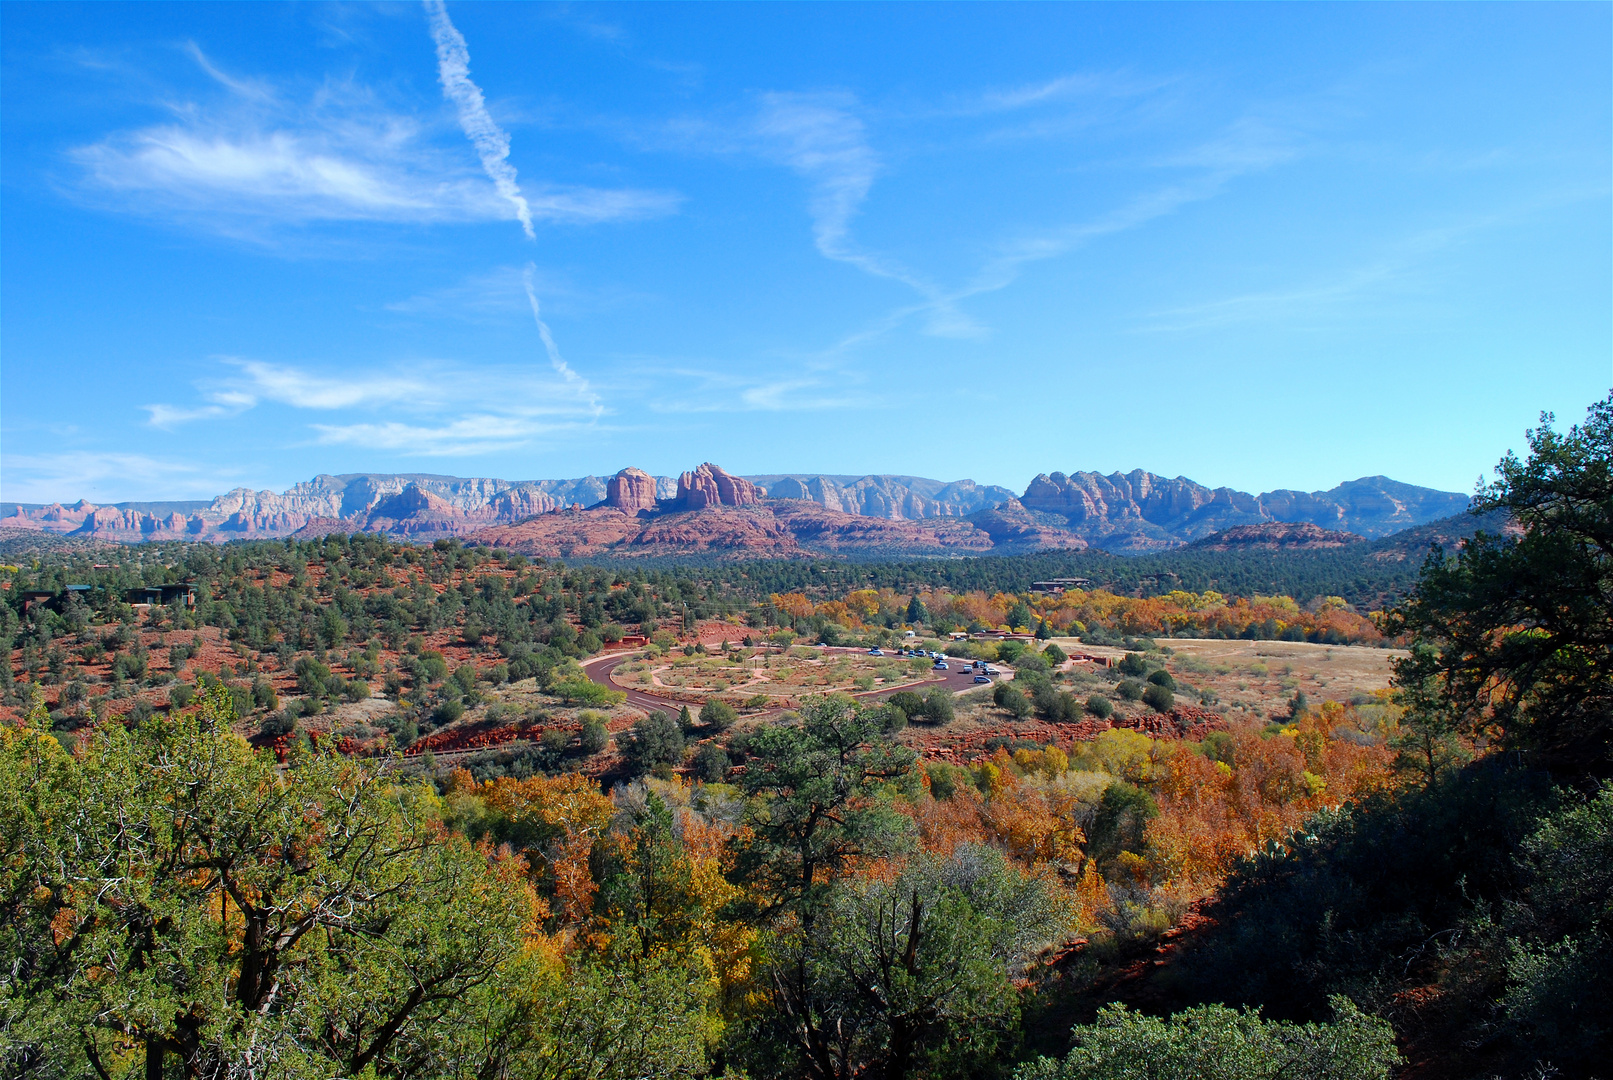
[0,686,710,1080]
[1392,393,1613,774]
[1016,997,1398,1080]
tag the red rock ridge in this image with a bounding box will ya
[673,463,761,510]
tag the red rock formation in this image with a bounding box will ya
[673,463,761,510]
[605,467,659,513]
[491,488,557,521]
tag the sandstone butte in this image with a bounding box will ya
[473,463,1043,559]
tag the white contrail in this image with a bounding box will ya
[524,264,601,417]
[424,0,534,239]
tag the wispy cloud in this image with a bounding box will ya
[144,359,426,427]
[753,92,984,338]
[874,115,1307,337]
[183,41,275,103]
[308,414,586,456]
[606,355,867,415]
[424,0,534,239]
[976,72,1118,112]
[139,354,603,457]
[1,451,247,503]
[523,264,603,417]
[1142,212,1507,333]
[69,41,676,238]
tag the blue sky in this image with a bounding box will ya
[3,2,1608,505]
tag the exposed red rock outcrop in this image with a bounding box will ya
[473,500,1028,559]
[604,467,659,514]
[673,463,761,510]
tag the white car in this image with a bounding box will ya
[868,648,884,656]
[932,661,948,671]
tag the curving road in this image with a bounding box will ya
[582,646,998,719]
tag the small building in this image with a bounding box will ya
[21,585,92,615]
[126,583,197,608]
[1030,577,1092,594]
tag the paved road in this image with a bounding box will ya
[582,646,998,718]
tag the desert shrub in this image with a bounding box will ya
[622,712,685,775]
[578,716,610,756]
[1200,731,1235,766]
[1147,669,1176,690]
[294,656,331,697]
[887,691,927,718]
[1143,684,1175,712]
[920,687,955,725]
[691,742,730,783]
[1117,653,1149,677]
[1085,694,1113,719]
[1170,760,1558,1022]
[1031,682,1083,723]
[994,682,1032,720]
[431,698,466,727]
[1086,781,1159,875]
[169,683,196,709]
[549,680,625,708]
[1493,782,1613,1071]
[251,677,278,711]
[1016,998,1399,1080]
[925,761,964,800]
[260,709,296,738]
[419,651,449,683]
[699,699,738,732]
[1014,653,1051,679]
[1116,679,1144,702]
[1041,643,1067,664]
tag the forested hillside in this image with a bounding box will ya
[1,396,1607,1079]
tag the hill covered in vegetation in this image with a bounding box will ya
[1,397,1606,1079]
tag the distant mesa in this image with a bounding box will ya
[0,463,1470,558]
[1188,522,1366,551]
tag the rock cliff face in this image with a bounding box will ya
[1,465,1468,553]
[604,468,659,514]
[0,474,613,542]
[1019,471,1470,547]
[757,474,1016,519]
[475,502,1002,559]
[672,463,762,510]
[966,498,1089,551]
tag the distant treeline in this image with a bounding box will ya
[579,511,1503,611]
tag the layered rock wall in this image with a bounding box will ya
[673,463,762,510]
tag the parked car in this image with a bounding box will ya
[933,661,949,671]
[868,648,884,656]
[973,674,991,684]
